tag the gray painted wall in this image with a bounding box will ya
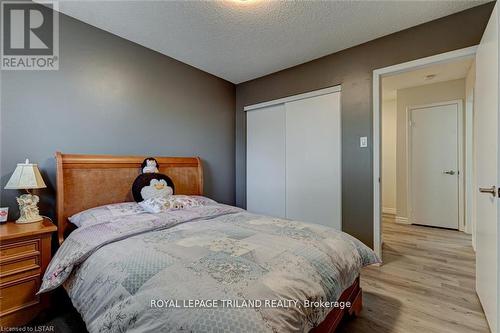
[235,3,495,247]
[0,12,235,221]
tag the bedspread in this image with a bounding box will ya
[40,203,379,333]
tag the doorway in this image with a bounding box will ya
[379,62,469,234]
[372,46,477,259]
[373,5,499,332]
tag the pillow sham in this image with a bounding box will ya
[139,195,216,214]
[69,202,145,228]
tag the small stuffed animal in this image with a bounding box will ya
[132,158,175,202]
[141,157,159,174]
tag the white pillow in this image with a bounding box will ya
[69,202,145,228]
[139,195,216,214]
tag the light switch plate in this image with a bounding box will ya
[360,137,368,148]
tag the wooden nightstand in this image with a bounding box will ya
[0,218,57,327]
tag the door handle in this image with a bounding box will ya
[443,170,456,175]
[479,185,497,197]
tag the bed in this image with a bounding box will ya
[39,152,379,333]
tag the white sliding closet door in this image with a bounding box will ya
[246,86,341,229]
[285,92,341,229]
[246,104,286,217]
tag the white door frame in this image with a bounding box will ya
[406,100,464,230]
[373,46,477,259]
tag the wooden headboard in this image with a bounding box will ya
[55,152,203,244]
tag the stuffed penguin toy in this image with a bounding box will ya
[132,158,174,202]
[141,157,159,174]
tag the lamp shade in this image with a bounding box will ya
[4,159,47,190]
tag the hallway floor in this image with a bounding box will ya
[339,217,490,333]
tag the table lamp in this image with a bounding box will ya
[4,159,47,223]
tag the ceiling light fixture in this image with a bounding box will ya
[228,0,258,6]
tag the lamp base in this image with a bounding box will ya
[15,193,43,224]
[16,215,43,224]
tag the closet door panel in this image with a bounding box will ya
[285,92,341,229]
[246,105,286,217]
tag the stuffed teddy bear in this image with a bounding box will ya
[132,158,175,202]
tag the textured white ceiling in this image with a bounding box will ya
[54,0,486,83]
[382,58,473,101]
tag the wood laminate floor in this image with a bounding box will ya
[339,216,490,333]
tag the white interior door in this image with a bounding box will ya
[475,4,499,332]
[285,92,342,229]
[409,102,460,229]
[246,104,286,217]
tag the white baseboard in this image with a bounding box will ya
[382,207,396,215]
[395,216,410,224]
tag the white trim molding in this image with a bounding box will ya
[244,85,342,112]
[372,45,477,260]
[395,216,410,224]
[383,207,396,215]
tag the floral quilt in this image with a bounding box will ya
[39,200,379,333]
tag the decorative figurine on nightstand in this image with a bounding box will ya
[4,159,47,223]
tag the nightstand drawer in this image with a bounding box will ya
[0,239,40,259]
[0,255,40,283]
[0,219,56,327]
[0,275,40,316]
